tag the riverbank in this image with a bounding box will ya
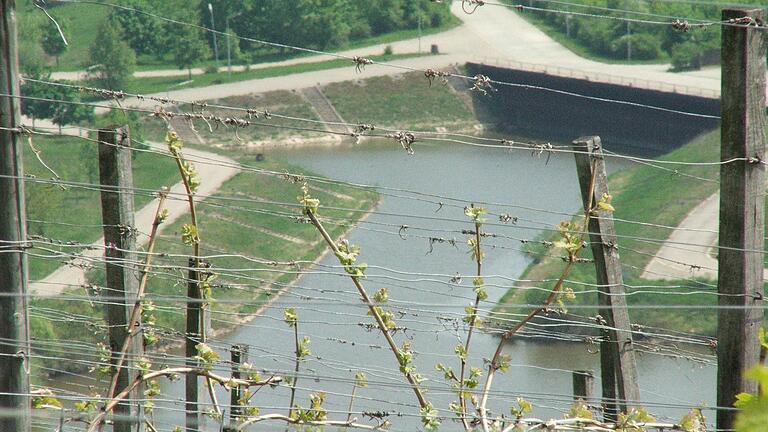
[30,155,380,379]
[492,128,730,336]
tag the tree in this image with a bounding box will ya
[86,21,136,90]
[297,0,354,49]
[171,26,211,80]
[50,86,94,134]
[360,0,405,35]
[41,19,68,67]
[109,3,167,59]
[20,75,57,128]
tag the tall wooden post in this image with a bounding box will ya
[717,7,766,430]
[0,1,30,430]
[573,136,640,418]
[98,127,143,432]
[186,258,202,432]
[230,344,249,426]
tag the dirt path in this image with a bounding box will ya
[29,142,241,296]
[641,193,720,280]
[642,193,768,280]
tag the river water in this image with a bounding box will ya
[142,138,714,430]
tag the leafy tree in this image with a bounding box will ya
[110,0,203,60]
[109,2,168,59]
[171,26,211,79]
[296,0,354,49]
[41,19,68,67]
[20,75,57,128]
[360,0,405,35]
[86,21,136,90]
[50,86,94,134]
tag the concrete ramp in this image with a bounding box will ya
[300,86,354,136]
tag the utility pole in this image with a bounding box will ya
[208,3,219,67]
[717,7,766,431]
[572,136,640,420]
[626,21,631,62]
[418,14,422,54]
[0,1,30,430]
[98,126,143,432]
[226,16,232,77]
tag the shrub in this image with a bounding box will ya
[670,42,702,71]
[611,33,662,60]
[384,45,394,56]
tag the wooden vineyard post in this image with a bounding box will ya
[230,344,249,427]
[717,7,766,430]
[0,1,30,430]
[186,258,203,432]
[572,136,640,419]
[98,126,143,432]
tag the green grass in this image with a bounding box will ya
[493,129,726,335]
[30,155,379,375]
[103,53,431,95]
[24,134,179,280]
[21,3,110,71]
[323,71,475,129]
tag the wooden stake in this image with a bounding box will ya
[230,344,249,426]
[572,136,640,419]
[186,258,202,432]
[0,1,30,430]
[98,126,143,432]
[717,7,766,430]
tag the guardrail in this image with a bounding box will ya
[471,56,721,100]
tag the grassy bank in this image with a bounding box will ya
[493,129,727,335]
[323,70,476,130]
[30,152,378,376]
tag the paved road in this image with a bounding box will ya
[29,141,241,296]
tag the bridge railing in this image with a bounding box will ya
[470,56,721,100]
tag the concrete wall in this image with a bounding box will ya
[466,63,720,157]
